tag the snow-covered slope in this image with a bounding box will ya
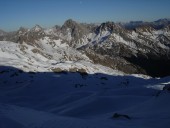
[0,40,122,75]
[0,65,170,128]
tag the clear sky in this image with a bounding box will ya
[0,0,170,31]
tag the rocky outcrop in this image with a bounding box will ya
[60,19,91,47]
[16,25,45,45]
[80,20,170,77]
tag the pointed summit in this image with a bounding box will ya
[95,21,122,35]
[31,25,43,32]
[62,19,79,30]
[17,27,28,35]
[60,19,90,48]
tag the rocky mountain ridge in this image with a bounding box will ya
[0,19,170,77]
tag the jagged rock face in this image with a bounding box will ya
[0,20,94,48]
[81,21,170,77]
[95,22,114,34]
[95,22,124,35]
[16,25,46,45]
[84,50,146,75]
[61,19,89,36]
[15,27,29,43]
[0,25,46,47]
[60,19,91,47]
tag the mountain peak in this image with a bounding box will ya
[62,19,79,29]
[0,29,7,36]
[95,21,121,34]
[18,27,28,32]
[31,25,43,32]
[17,27,29,35]
[154,18,170,23]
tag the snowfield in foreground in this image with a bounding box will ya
[0,65,170,128]
[0,40,170,128]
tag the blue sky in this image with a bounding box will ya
[0,0,170,31]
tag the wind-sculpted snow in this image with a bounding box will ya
[0,66,170,128]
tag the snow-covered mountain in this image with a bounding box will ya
[123,18,170,29]
[81,21,170,77]
[1,19,170,76]
[0,19,170,128]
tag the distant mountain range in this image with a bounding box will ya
[0,18,170,77]
[122,18,170,29]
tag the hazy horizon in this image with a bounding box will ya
[0,0,170,31]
